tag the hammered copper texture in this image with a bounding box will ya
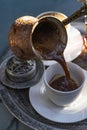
[8,16,38,60]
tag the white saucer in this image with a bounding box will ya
[29,70,87,123]
[43,25,83,66]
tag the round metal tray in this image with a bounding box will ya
[1,84,87,130]
[0,49,87,130]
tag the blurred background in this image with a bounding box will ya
[0,0,84,130]
[0,0,82,57]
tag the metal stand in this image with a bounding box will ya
[5,56,36,82]
[0,55,44,89]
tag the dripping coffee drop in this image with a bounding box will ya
[32,16,78,91]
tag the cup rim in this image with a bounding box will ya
[37,11,70,29]
[37,11,68,19]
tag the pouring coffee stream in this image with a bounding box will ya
[31,5,87,91]
[31,16,73,91]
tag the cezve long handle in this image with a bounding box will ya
[62,4,87,25]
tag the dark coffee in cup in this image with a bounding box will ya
[49,75,79,92]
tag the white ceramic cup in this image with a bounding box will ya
[44,62,85,107]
